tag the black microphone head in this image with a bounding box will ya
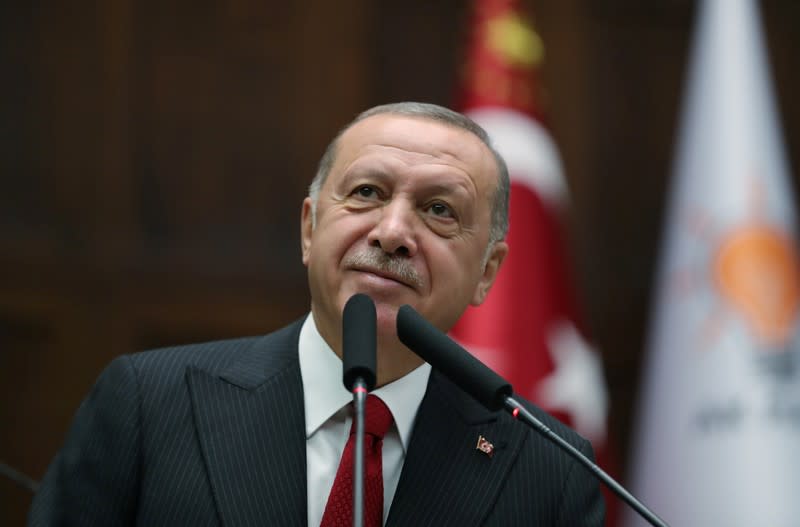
[396,304,512,411]
[342,293,377,391]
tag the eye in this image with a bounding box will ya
[427,202,454,218]
[353,185,379,199]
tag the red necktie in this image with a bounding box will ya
[320,394,394,527]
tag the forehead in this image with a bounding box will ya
[330,114,497,191]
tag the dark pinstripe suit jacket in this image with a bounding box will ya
[29,318,604,526]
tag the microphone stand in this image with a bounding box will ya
[341,293,375,527]
[396,304,668,527]
[503,398,668,527]
[351,380,368,527]
[0,461,39,494]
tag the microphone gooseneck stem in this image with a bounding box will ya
[503,397,669,527]
[352,379,368,527]
[0,461,39,494]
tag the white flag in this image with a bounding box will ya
[625,1,800,526]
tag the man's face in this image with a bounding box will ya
[301,113,507,355]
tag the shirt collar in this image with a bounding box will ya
[298,313,432,452]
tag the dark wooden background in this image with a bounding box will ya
[2,0,799,523]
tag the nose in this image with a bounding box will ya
[367,199,418,257]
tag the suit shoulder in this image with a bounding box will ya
[131,335,261,371]
[126,318,305,381]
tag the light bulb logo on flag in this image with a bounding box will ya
[669,177,799,357]
[715,211,800,349]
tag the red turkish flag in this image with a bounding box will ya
[450,0,617,523]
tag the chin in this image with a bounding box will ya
[374,302,401,336]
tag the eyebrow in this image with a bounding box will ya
[345,164,471,187]
[420,181,470,196]
[340,159,478,205]
[339,166,391,184]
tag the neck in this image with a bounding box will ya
[312,309,424,387]
[373,334,425,387]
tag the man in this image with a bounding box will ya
[29,102,604,526]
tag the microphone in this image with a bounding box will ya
[341,293,377,527]
[395,305,511,411]
[396,304,669,527]
[343,293,377,392]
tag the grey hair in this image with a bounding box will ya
[308,102,510,251]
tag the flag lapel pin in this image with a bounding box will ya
[476,435,494,458]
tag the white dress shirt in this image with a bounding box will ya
[298,313,431,527]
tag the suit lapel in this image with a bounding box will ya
[387,370,529,526]
[187,322,307,527]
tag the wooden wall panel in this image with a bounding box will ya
[0,313,56,525]
[126,0,369,285]
[578,1,695,460]
[368,0,468,106]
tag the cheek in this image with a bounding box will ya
[435,241,483,290]
[312,216,369,270]
[428,243,477,290]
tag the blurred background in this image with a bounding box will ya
[1,0,799,524]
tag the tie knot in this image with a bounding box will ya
[363,395,393,439]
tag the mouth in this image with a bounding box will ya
[351,266,416,290]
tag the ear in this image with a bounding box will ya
[470,241,508,306]
[301,197,314,266]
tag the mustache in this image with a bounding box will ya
[343,249,424,289]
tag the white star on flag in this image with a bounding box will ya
[537,323,609,443]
